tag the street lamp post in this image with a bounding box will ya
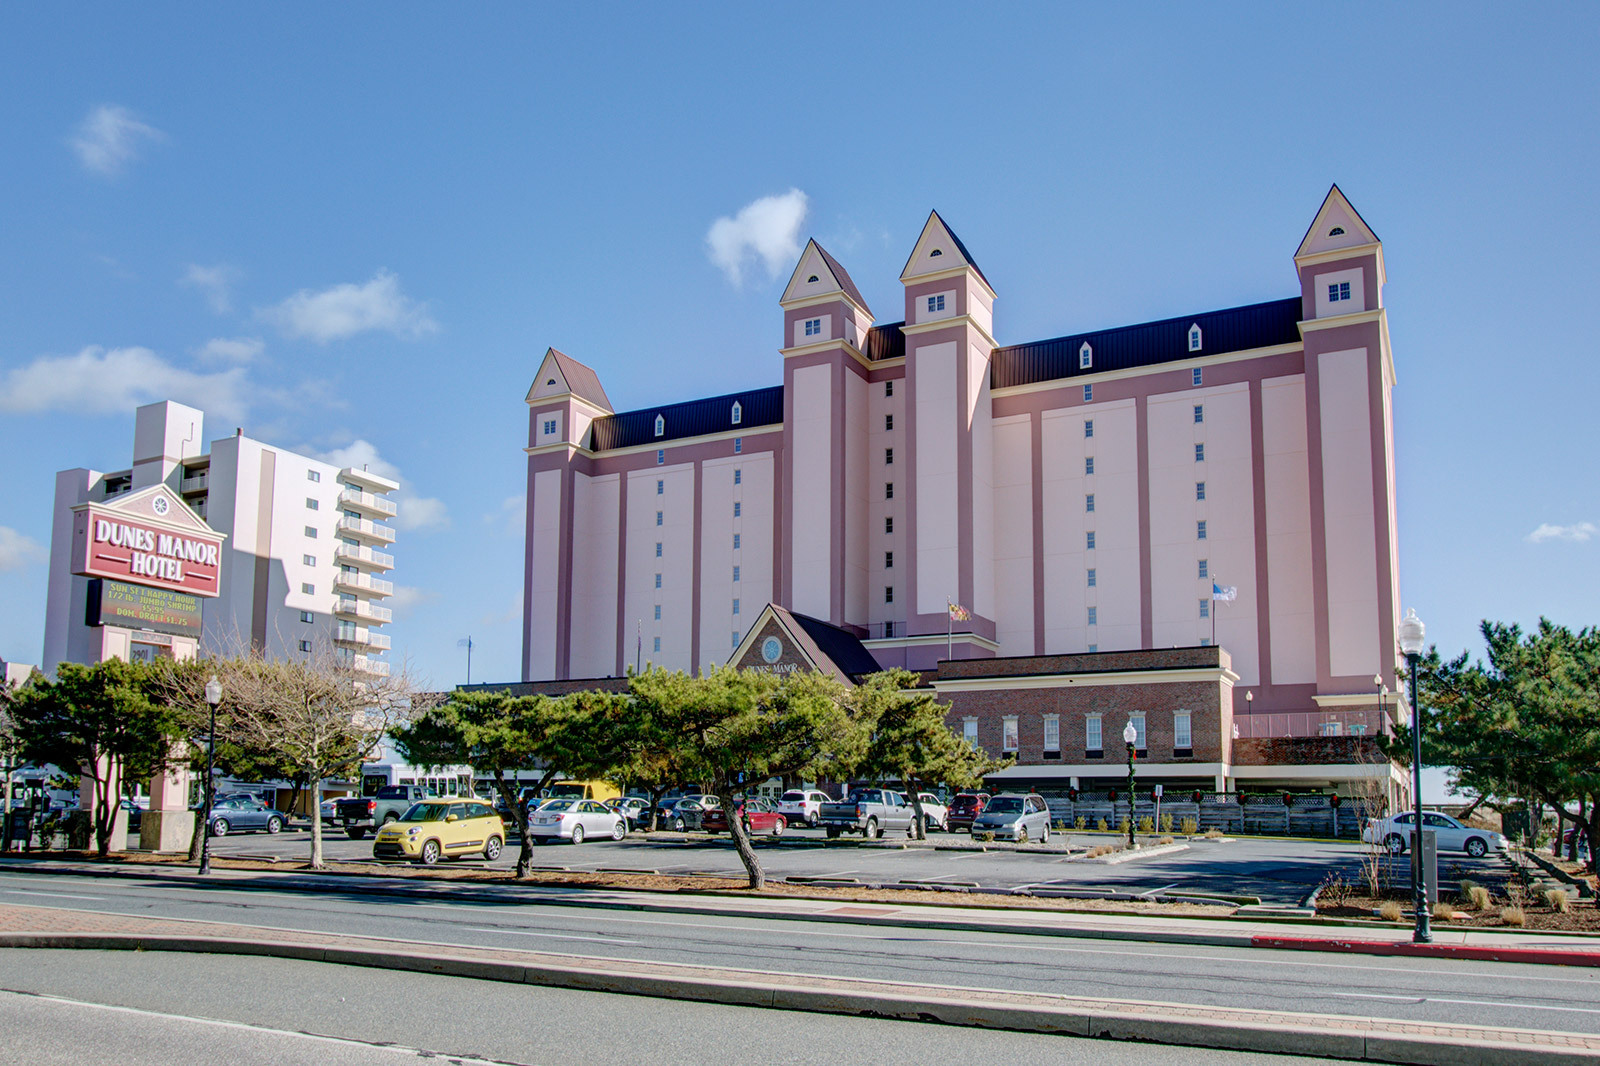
[1123,720,1138,847]
[1399,608,1430,944]
[200,675,221,876]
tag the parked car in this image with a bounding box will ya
[1363,812,1506,857]
[970,793,1051,843]
[319,798,339,825]
[337,785,430,839]
[119,797,147,833]
[913,792,949,832]
[608,796,653,832]
[662,794,720,832]
[529,798,627,844]
[372,798,504,865]
[544,780,623,804]
[204,796,286,837]
[776,789,830,828]
[945,792,991,832]
[818,789,915,839]
[702,798,788,837]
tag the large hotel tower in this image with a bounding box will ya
[522,188,1406,795]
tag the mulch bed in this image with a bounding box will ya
[1318,890,1600,932]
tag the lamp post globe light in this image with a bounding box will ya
[1123,720,1138,847]
[200,675,221,876]
[1398,608,1430,944]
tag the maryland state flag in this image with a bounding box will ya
[948,601,971,622]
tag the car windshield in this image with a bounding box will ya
[400,803,452,823]
[985,797,1024,814]
[539,799,576,812]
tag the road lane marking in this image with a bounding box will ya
[466,927,639,945]
[1,889,104,901]
[1334,992,1600,1015]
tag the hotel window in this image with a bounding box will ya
[1192,367,1203,387]
[307,470,320,483]
[1197,520,1207,540]
[1084,419,1094,439]
[1085,714,1103,752]
[1195,443,1205,462]
[1200,599,1210,619]
[1002,716,1019,752]
[885,517,894,534]
[1198,558,1208,579]
[1086,530,1096,550]
[1194,404,1204,424]
[1174,711,1192,751]
[734,468,742,485]
[656,450,665,465]
[1083,383,1093,402]
[1085,493,1095,513]
[1188,325,1202,352]
[733,565,741,582]
[885,414,894,431]
[1196,481,1206,501]
[654,415,665,437]
[301,583,315,595]
[299,610,315,623]
[963,719,978,744]
[302,554,316,566]
[1085,456,1094,475]
[885,586,894,604]
[306,497,319,510]
[885,447,893,465]
[733,501,742,517]
[1087,606,1098,626]
[884,551,893,569]
[655,542,662,558]
[298,640,313,653]
[733,632,741,648]
[731,401,742,425]
[1327,281,1351,302]
[543,419,556,436]
[734,438,742,453]
[1086,568,1096,588]
[1079,342,1092,369]
[1043,715,1060,754]
[885,482,894,500]
[655,510,663,526]
[654,573,662,589]
[733,598,740,615]
[732,533,741,549]
[927,294,945,312]
[1131,712,1147,751]
[1087,643,1098,653]
[304,525,318,538]
[1201,637,1212,646]
[885,380,893,397]
[804,318,821,336]
[656,479,664,495]
[654,605,661,621]
[653,636,661,653]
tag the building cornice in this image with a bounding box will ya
[1293,240,1382,270]
[1297,308,1383,336]
[987,762,1228,779]
[780,337,877,373]
[900,264,999,302]
[527,394,613,420]
[525,423,783,460]
[900,314,998,350]
[989,342,1303,401]
[779,291,873,318]
[862,632,1002,653]
[934,665,1239,693]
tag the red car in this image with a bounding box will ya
[946,792,991,832]
[701,798,788,837]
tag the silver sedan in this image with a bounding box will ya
[970,793,1051,844]
[528,798,626,844]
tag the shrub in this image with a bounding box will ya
[1096,817,1107,832]
[1501,906,1527,927]
[1457,878,1477,900]
[1117,816,1129,834]
[1074,816,1086,831]
[1086,845,1115,858]
[1432,902,1455,923]
[1318,873,1354,908]
[1139,816,1155,833]
[1543,888,1571,914]
[1468,885,1492,911]
[1378,900,1405,922]
[1181,817,1199,835]
[1160,813,1174,833]
[1159,835,1175,845]
[1204,827,1224,839]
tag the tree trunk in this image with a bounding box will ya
[492,772,535,879]
[92,769,114,859]
[187,761,210,862]
[646,787,667,833]
[904,773,926,841]
[308,776,324,869]
[1568,798,1587,863]
[716,785,764,889]
[1585,802,1600,877]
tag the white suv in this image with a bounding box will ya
[777,789,831,827]
[914,793,949,832]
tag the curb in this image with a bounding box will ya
[2,931,1595,1065]
[1251,935,1600,969]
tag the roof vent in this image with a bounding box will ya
[1328,226,1345,236]
[546,378,556,385]
[807,275,819,283]
[929,248,942,257]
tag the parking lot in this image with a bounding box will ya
[200,821,1515,907]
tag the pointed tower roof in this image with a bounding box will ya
[900,209,992,292]
[780,239,872,316]
[1295,184,1381,260]
[525,347,613,411]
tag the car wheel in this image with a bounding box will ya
[419,840,441,865]
[772,817,785,837]
[673,816,686,832]
[921,816,935,836]
[1385,833,1407,855]
[212,818,230,837]
[571,824,586,845]
[532,836,547,846]
[484,836,503,860]
[265,816,283,834]
[807,813,818,828]
[825,827,840,839]
[1016,826,1029,845]
[865,817,879,840]
[345,827,367,840]
[1465,836,1488,858]
[382,813,399,825]
[1041,823,1050,844]
[611,820,627,841]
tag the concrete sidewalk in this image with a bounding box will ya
[4,855,1598,968]
[0,899,1596,1065]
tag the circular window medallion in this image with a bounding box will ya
[761,636,783,664]
[152,495,170,516]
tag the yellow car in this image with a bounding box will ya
[372,797,505,865]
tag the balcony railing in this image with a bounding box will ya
[339,488,398,517]
[353,658,391,677]
[180,473,208,494]
[334,544,395,571]
[334,599,393,623]
[367,632,392,650]
[333,570,395,596]
[338,516,396,544]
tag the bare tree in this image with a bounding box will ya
[220,644,414,868]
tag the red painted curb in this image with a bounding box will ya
[1251,935,1600,968]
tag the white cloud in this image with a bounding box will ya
[0,346,250,422]
[196,336,264,363]
[308,438,448,531]
[0,528,46,572]
[262,271,437,343]
[396,496,450,531]
[181,263,240,313]
[706,188,808,287]
[71,105,164,177]
[388,585,436,611]
[1526,522,1597,544]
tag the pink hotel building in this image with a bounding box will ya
[520,187,1409,799]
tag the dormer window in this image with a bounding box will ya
[1328,226,1345,236]
[731,401,742,425]
[804,318,821,337]
[927,294,945,312]
[1188,324,1202,352]
[1079,342,1093,370]
[654,414,665,437]
[929,248,942,257]
[806,274,819,283]
[1328,281,1351,303]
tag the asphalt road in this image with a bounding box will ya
[0,949,1348,1066]
[0,867,1594,1036]
[205,824,1507,907]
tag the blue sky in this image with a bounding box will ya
[2,3,1597,747]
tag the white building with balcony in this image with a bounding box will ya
[44,401,400,675]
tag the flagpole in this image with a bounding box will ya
[947,598,953,662]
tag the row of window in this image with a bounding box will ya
[656,438,744,466]
[972,710,1194,756]
[1077,330,1204,371]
